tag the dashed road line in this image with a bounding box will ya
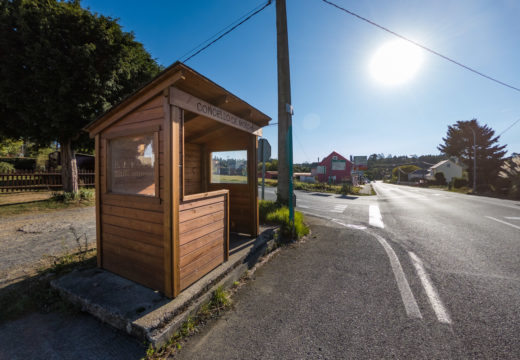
[485,216,520,230]
[409,252,452,324]
[369,205,384,228]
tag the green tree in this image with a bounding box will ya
[0,137,23,157]
[0,0,161,192]
[438,119,506,190]
[267,159,278,171]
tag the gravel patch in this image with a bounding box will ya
[0,206,95,287]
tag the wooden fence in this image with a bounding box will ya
[0,170,95,193]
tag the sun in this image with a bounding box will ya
[369,39,424,85]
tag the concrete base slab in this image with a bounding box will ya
[51,226,277,348]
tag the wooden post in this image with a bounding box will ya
[163,90,173,297]
[94,135,102,267]
[172,105,182,297]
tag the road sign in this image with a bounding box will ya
[258,139,271,162]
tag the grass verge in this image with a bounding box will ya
[259,200,309,239]
[145,286,234,359]
[0,189,94,217]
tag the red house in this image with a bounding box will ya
[312,151,353,184]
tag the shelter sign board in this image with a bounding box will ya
[170,87,262,136]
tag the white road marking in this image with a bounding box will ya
[370,232,423,319]
[485,216,520,230]
[298,205,310,209]
[330,204,348,213]
[369,205,385,228]
[409,252,452,324]
[331,219,367,230]
[305,210,422,320]
[505,217,520,220]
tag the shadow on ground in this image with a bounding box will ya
[0,262,146,360]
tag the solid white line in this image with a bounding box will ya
[370,233,423,319]
[303,210,422,320]
[298,205,310,209]
[369,205,385,228]
[485,216,520,230]
[409,252,452,324]
[331,219,367,230]
[505,216,520,220]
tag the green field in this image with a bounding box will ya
[211,174,247,184]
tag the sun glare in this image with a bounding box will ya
[369,39,423,86]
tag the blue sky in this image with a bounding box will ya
[83,0,520,163]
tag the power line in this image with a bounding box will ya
[180,1,272,63]
[321,0,520,93]
[497,118,520,137]
[293,131,312,163]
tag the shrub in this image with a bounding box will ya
[340,183,351,195]
[0,161,15,172]
[259,200,279,223]
[265,206,309,239]
[51,188,94,203]
[0,157,36,170]
[434,172,447,185]
[79,188,94,200]
[453,177,468,188]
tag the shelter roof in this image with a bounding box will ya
[85,62,271,136]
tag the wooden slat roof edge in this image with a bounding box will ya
[84,61,271,136]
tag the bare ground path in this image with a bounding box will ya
[0,206,95,287]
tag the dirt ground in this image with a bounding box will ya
[0,206,96,288]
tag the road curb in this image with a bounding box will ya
[51,226,279,349]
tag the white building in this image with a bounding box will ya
[426,159,463,183]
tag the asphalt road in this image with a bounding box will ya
[176,183,520,359]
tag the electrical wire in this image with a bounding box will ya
[293,131,312,163]
[497,118,520,137]
[321,0,520,93]
[180,1,272,63]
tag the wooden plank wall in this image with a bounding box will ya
[179,193,227,290]
[184,143,202,195]
[99,94,165,292]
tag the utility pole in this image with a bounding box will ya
[468,126,477,193]
[276,0,294,223]
[461,123,477,193]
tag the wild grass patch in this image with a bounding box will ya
[259,200,309,239]
[145,286,234,359]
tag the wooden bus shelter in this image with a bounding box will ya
[85,62,270,298]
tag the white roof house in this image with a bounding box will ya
[426,159,463,183]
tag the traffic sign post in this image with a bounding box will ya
[258,138,271,200]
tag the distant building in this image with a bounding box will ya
[408,169,429,181]
[312,151,353,184]
[426,159,463,183]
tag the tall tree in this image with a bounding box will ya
[438,119,507,190]
[0,0,161,192]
